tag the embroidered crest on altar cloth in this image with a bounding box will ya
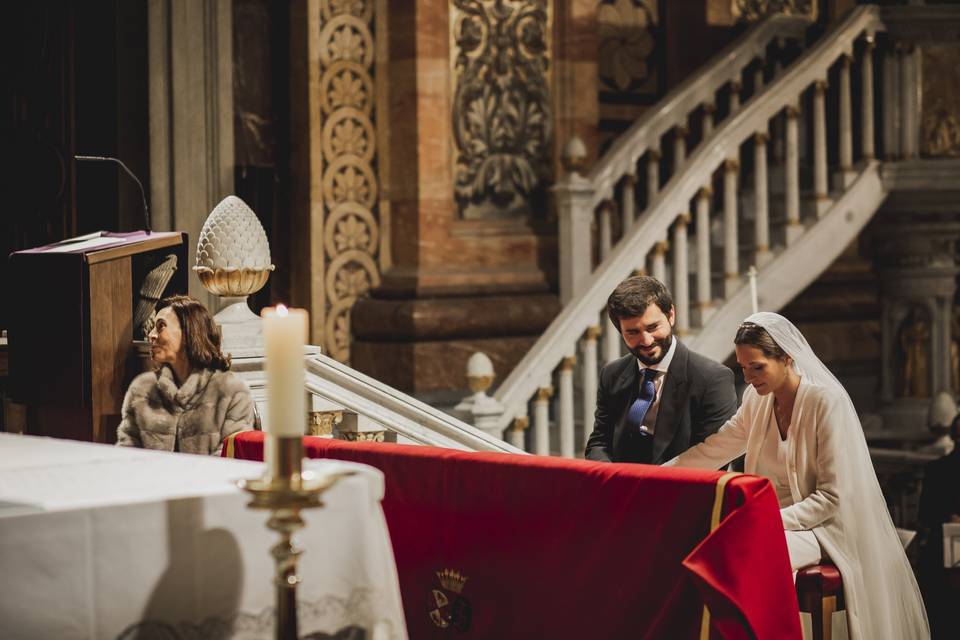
[428,568,472,631]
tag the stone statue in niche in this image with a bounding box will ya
[451,0,552,220]
[899,307,931,398]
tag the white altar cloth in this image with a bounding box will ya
[0,434,408,639]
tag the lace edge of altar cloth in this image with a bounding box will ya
[114,587,403,640]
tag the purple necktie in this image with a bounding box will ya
[626,368,659,435]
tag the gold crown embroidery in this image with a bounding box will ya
[436,568,468,594]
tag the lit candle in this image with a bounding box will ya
[261,305,308,439]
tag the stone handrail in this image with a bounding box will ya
[495,5,884,438]
[305,353,523,452]
[586,14,809,211]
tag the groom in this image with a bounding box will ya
[585,276,737,465]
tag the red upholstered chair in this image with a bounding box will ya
[795,562,846,640]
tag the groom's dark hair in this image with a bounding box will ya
[606,276,673,331]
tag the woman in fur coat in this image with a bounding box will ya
[116,295,255,455]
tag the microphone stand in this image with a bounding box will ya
[75,155,151,234]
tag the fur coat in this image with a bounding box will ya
[116,366,255,455]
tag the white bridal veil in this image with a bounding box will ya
[745,312,929,640]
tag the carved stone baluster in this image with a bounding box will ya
[862,36,876,161]
[673,214,691,335]
[695,187,714,325]
[838,54,855,187]
[813,80,831,217]
[621,173,637,231]
[754,131,771,267]
[598,200,614,262]
[581,326,600,451]
[730,78,742,112]
[652,239,668,284]
[558,356,576,458]
[603,313,621,365]
[647,147,661,204]
[533,385,553,455]
[703,103,715,137]
[674,122,688,174]
[723,159,739,297]
[508,414,528,451]
[753,59,764,94]
[785,105,802,245]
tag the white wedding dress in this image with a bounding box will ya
[665,312,929,640]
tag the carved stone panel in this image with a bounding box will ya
[922,45,960,158]
[319,0,381,362]
[732,0,815,23]
[450,0,553,219]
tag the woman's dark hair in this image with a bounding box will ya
[734,322,788,361]
[606,276,673,330]
[156,295,231,371]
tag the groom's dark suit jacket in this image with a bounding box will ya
[585,340,737,465]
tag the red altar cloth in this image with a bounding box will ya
[225,432,800,639]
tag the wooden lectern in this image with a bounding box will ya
[7,231,188,443]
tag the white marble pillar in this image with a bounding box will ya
[621,173,637,231]
[862,37,876,161]
[723,159,739,297]
[813,80,831,217]
[674,123,688,174]
[838,55,855,187]
[598,201,613,262]
[754,131,771,267]
[695,187,713,322]
[647,147,661,205]
[883,45,901,159]
[703,104,715,138]
[673,215,690,334]
[785,106,802,245]
[652,239,668,284]
[508,415,528,451]
[581,326,600,451]
[558,356,576,458]
[533,385,553,455]
[555,174,595,304]
[900,45,918,159]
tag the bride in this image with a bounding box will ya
[665,312,928,640]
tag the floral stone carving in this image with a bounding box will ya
[451,0,552,219]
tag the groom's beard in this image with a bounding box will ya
[629,330,673,366]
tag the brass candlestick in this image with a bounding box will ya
[239,435,352,640]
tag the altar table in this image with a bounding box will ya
[0,434,407,639]
[225,432,802,639]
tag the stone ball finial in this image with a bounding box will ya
[562,136,588,174]
[927,391,957,431]
[466,352,495,394]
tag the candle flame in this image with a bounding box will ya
[276,304,288,317]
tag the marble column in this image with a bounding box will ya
[350,1,569,397]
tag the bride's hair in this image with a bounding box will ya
[735,322,788,361]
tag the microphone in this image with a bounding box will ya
[75,155,151,233]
